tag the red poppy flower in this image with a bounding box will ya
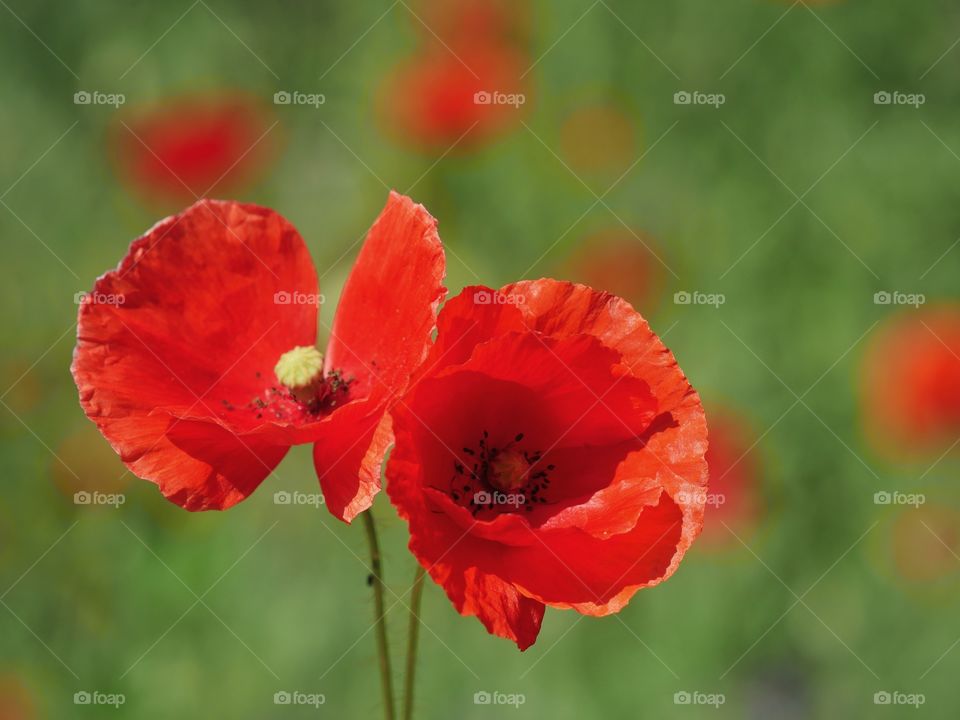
[861,304,960,460]
[71,192,445,521]
[111,91,279,205]
[378,42,529,152]
[408,0,532,49]
[387,280,708,649]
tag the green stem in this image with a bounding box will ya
[403,564,426,720]
[362,511,396,720]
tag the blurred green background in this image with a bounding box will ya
[2,0,960,717]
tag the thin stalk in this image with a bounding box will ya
[403,564,427,720]
[361,511,396,720]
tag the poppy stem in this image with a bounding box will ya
[361,511,396,720]
[403,564,426,720]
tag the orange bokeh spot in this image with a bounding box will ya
[861,304,960,461]
[559,103,638,181]
[0,359,42,415]
[50,422,130,502]
[891,504,960,583]
[0,674,34,720]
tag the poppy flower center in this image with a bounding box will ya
[444,431,557,516]
[244,346,353,420]
[488,448,529,491]
[274,345,324,390]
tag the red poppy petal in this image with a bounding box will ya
[388,436,545,649]
[429,493,682,616]
[391,434,679,636]
[325,191,446,404]
[502,493,684,613]
[502,279,709,554]
[312,405,393,523]
[388,400,683,643]
[72,199,317,509]
[533,440,665,535]
[430,563,545,651]
[161,417,289,509]
[392,332,659,537]
[418,281,706,539]
[86,411,288,510]
[432,331,655,447]
[312,192,444,522]
[416,286,527,379]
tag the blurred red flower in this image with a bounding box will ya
[72,192,445,521]
[111,91,279,205]
[559,227,666,314]
[697,406,763,550]
[861,304,960,460]
[387,280,708,649]
[0,673,34,720]
[408,0,532,48]
[379,43,529,152]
